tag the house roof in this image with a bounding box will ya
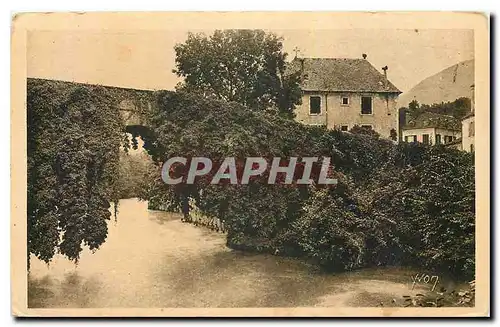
[287,57,401,93]
[403,112,461,131]
[462,111,475,120]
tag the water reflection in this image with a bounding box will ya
[28,198,428,308]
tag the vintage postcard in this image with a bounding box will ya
[11,12,490,317]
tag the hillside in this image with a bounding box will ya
[398,59,474,108]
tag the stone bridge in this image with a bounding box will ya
[104,85,155,127]
[28,78,156,128]
[68,82,155,129]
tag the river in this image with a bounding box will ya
[28,198,433,308]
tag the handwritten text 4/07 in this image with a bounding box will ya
[411,273,439,291]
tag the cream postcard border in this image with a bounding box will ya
[11,11,490,317]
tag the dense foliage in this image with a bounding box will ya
[27,79,124,266]
[173,29,302,118]
[137,91,475,280]
[116,147,155,199]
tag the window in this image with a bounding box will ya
[390,129,397,141]
[469,121,475,137]
[361,96,373,115]
[340,125,349,132]
[404,135,417,143]
[470,144,474,152]
[361,125,372,130]
[341,97,349,106]
[444,135,453,144]
[422,134,430,145]
[435,134,441,144]
[309,96,321,115]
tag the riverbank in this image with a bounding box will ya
[28,199,471,308]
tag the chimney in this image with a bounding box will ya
[470,84,475,113]
[362,53,367,60]
[382,66,388,88]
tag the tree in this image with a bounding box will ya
[407,99,424,119]
[116,148,156,199]
[403,98,471,121]
[173,29,302,118]
[421,97,471,119]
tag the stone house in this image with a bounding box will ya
[288,56,402,139]
[401,112,462,145]
[461,84,475,152]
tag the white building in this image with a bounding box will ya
[401,112,461,145]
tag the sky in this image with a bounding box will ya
[27,29,474,93]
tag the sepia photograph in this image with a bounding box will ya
[11,12,490,317]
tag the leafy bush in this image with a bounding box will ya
[383,146,475,278]
[291,186,366,271]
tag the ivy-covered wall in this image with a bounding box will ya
[27,78,140,266]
